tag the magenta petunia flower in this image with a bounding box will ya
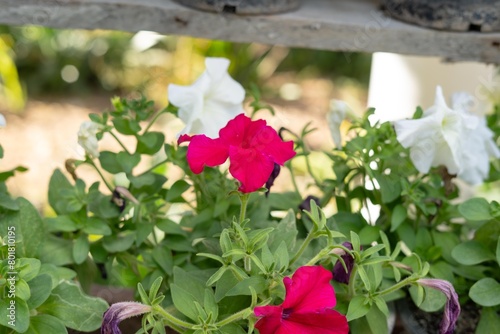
[254,266,349,334]
[181,114,296,193]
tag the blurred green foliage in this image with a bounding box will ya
[0,25,371,101]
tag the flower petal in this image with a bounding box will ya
[283,309,349,334]
[282,266,336,313]
[219,113,259,146]
[205,57,246,105]
[186,135,228,174]
[228,146,274,193]
[251,126,296,165]
[254,305,283,334]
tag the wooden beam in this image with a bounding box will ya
[2,0,500,63]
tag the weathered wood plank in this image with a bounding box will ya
[1,0,499,63]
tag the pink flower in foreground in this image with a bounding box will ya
[180,114,296,193]
[254,266,349,334]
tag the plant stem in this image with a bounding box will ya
[289,227,317,267]
[348,264,359,298]
[214,308,252,327]
[88,159,114,192]
[140,158,169,176]
[109,131,132,155]
[144,108,166,133]
[153,305,195,331]
[374,275,419,298]
[238,193,249,225]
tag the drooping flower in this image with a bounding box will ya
[417,278,460,334]
[327,99,350,149]
[168,57,245,138]
[393,86,499,185]
[78,121,102,158]
[101,302,151,334]
[332,242,354,284]
[254,266,349,334]
[181,114,296,193]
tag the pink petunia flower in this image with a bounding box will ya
[180,114,296,193]
[254,266,349,334]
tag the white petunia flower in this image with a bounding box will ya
[0,113,6,128]
[327,99,350,149]
[168,57,245,138]
[393,86,500,185]
[78,121,102,158]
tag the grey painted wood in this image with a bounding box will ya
[1,0,499,64]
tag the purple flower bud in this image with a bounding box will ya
[298,195,321,212]
[101,302,151,334]
[265,163,281,197]
[417,278,461,334]
[332,242,354,284]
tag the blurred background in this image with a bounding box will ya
[0,26,371,207]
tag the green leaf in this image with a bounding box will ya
[0,192,19,210]
[170,283,200,322]
[99,151,123,174]
[268,210,297,253]
[358,226,380,245]
[157,219,187,236]
[0,297,30,332]
[476,307,500,334]
[0,198,44,257]
[113,117,141,135]
[203,288,218,321]
[173,267,206,304]
[102,232,136,253]
[116,151,141,173]
[27,274,53,309]
[357,265,371,291]
[37,281,108,331]
[136,132,165,155]
[166,180,190,202]
[346,295,370,321]
[451,240,496,265]
[39,236,74,266]
[459,197,493,221]
[376,173,401,203]
[366,303,388,334]
[48,170,77,215]
[390,204,407,232]
[17,258,41,282]
[410,285,446,312]
[45,216,78,232]
[226,276,267,296]
[83,217,112,236]
[73,234,90,265]
[152,247,174,276]
[16,279,31,301]
[25,314,67,334]
[469,278,500,307]
[496,236,500,267]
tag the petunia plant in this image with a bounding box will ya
[1,57,498,334]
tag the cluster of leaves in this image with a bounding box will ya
[0,170,108,333]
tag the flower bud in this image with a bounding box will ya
[101,302,151,334]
